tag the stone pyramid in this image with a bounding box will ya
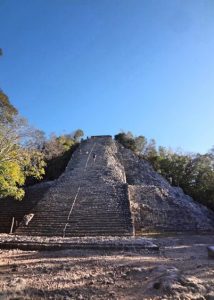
[0,136,214,236]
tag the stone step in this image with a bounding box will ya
[30,212,130,218]
[17,229,132,235]
[3,137,134,236]
[16,226,131,233]
[17,228,131,235]
[69,216,131,221]
[16,233,132,237]
[18,219,130,225]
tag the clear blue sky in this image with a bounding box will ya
[0,0,213,153]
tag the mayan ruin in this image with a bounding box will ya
[1,136,214,238]
[1,1,214,297]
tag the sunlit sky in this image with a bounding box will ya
[0,0,214,153]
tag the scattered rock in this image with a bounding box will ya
[147,265,206,296]
[7,277,26,290]
[205,293,214,300]
[207,246,214,259]
[125,267,146,279]
[11,264,18,272]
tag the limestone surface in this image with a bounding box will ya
[117,143,214,233]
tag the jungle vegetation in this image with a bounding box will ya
[0,90,83,199]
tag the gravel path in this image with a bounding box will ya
[0,234,214,299]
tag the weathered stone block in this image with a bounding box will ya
[207,246,214,258]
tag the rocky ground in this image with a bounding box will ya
[0,234,214,300]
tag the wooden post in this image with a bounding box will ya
[10,217,15,234]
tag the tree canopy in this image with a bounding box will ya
[0,96,46,199]
[0,90,18,123]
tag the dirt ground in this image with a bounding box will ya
[0,234,214,300]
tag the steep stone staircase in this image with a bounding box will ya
[15,136,133,237]
[1,136,214,237]
[0,183,51,234]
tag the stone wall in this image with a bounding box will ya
[117,143,214,233]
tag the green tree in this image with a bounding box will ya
[73,129,84,142]
[135,135,147,154]
[0,90,18,123]
[115,132,137,152]
[38,132,79,182]
[0,93,45,199]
